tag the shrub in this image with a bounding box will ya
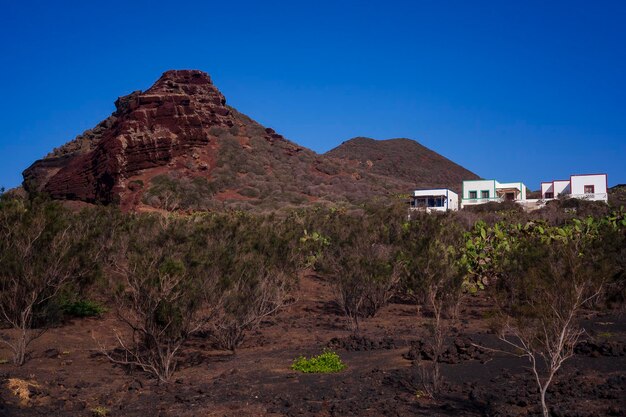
[142,174,219,210]
[96,216,209,382]
[90,406,110,417]
[399,213,465,396]
[291,350,346,373]
[0,197,89,365]
[462,200,522,214]
[491,220,613,417]
[60,299,106,318]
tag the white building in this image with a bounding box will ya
[410,189,459,212]
[461,179,527,208]
[541,174,608,202]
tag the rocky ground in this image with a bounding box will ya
[1,276,624,416]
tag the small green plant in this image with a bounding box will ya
[598,332,614,339]
[291,350,346,373]
[0,358,8,364]
[91,406,110,417]
[61,300,106,317]
[415,389,429,399]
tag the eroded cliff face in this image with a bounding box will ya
[23,70,234,205]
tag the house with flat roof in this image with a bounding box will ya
[410,189,458,212]
[541,174,608,202]
[461,179,527,208]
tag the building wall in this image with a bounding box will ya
[541,182,554,198]
[570,174,607,195]
[462,180,496,200]
[448,191,459,211]
[541,182,553,195]
[414,189,448,198]
[553,180,571,196]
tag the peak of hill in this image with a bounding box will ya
[23,70,477,211]
[325,137,479,192]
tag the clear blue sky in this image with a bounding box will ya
[1,0,625,190]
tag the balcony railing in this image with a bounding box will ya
[409,206,448,212]
[543,193,608,202]
[461,197,504,205]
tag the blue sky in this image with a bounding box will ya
[1,0,625,190]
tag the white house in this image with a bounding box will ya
[541,174,608,202]
[461,179,527,208]
[410,189,459,212]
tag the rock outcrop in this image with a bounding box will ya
[24,70,232,204]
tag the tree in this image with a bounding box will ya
[492,225,608,417]
[210,264,292,352]
[0,198,79,365]
[313,207,403,335]
[324,239,399,334]
[96,215,208,382]
[190,212,301,352]
[400,214,465,396]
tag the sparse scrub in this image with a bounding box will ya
[399,213,465,396]
[189,211,303,352]
[318,209,403,334]
[96,216,210,382]
[490,217,617,417]
[0,197,89,365]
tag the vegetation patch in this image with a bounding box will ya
[143,174,219,210]
[90,406,110,417]
[291,350,346,373]
[61,299,106,318]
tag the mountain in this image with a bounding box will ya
[325,137,479,193]
[22,70,478,211]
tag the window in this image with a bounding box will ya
[469,191,477,199]
[544,192,554,199]
[584,185,595,194]
[481,190,489,199]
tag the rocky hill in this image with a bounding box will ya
[325,137,479,193]
[23,70,478,211]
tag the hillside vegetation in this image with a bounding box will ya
[1,188,624,415]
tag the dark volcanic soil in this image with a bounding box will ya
[1,276,624,417]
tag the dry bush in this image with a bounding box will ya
[210,266,293,352]
[97,215,210,382]
[187,211,304,351]
[327,241,400,334]
[492,234,609,417]
[315,206,404,334]
[399,213,465,396]
[0,197,86,365]
[143,174,219,210]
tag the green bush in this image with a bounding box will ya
[61,299,106,317]
[291,350,346,373]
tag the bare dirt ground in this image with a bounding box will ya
[1,275,624,417]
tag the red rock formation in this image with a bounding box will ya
[24,70,233,204]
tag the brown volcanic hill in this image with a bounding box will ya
[325,137,479,193]
[23,70,475,211]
